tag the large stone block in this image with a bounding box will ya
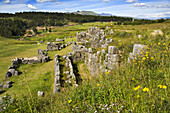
[108,46,118,54]
[133,44,147,56]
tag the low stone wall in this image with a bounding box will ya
[47,42,72,51]
[54,55,60,94]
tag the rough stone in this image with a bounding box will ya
[38,91,44,97]
[3,83,12,89]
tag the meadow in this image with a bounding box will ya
[0,22,169,112]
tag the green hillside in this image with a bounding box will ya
[0,21,169,112]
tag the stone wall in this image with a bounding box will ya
[53,55,60,94]
[47,42,71,51]
[76,27,113,49]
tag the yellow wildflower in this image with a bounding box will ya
[158,85,163,88]
[163,85,167,89]
[143,87,149,92]
[163,43,165,45]
[137,95,140,98]
[133,86,140,91]
[162,98,165,100]
[164,50,167,53]
[166,47,168,50]
[105,72,109,75]
[158,43,160,45]
[97,84,100,86]
[143,57,146,60]
[68,100,72,104]
[73,104,76,107]
[132,78,135,80]
[151,57,154,60]
[146,52,148,54]
[13,108,19,112]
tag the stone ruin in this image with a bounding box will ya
[47,42,72,51]
[0,49,50,91]
[76,27,113,49]
[47,42,60,51]
[22,49,49,64]
[72,42,87,62]
[54,55,60,94]
[128,44,147,62]
[53,54,78,94]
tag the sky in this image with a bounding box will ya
[0,0,170,19]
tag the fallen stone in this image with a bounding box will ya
[38,91,44,97]
[3,84,12,89]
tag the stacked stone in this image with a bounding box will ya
[128,44,147,62]
[47,42,71,51]
[85,48,102,76]
[72,42,88,62]
[37,49,50,63]
[103,46,121,70]
[65,55,78,86]
[54,55,60,94]
[47,42,59,51]
[76,27,113,49]
[5,57,21,79]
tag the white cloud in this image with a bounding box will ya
[126,0,138,3]
[56,2,61,5]
[103,0,109,2]
[65,8,71,11]
[133,3,170,8]
[133,3,147,7]
[4,0,10,4]
[137,12,170,19]
[28,4,37,10]
[36,0,58,3]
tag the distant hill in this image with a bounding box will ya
[99,13,112,16]
[74,11,98,16]
[73,11,112,16]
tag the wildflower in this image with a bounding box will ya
[143,57,146,60]
[73,104,76,107]
[143,87,149,92]
[151,57,154,60]
[146,52,148,54]
[132,78,135,80]
[68,100,72,104]
[164,50,167,53]
[162,98,165,100]
[163,43,165,45]
[159,70,162,72]
[13,108,19,112]
[158,43,160,45]
[158,85,163,88]
[137,95,140,98]
[163,85,167,89]
[105,72,109,75]
[133,86,140,91]
[97,84,100,86]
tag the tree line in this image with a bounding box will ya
[0,12,166,38]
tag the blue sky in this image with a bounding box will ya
[0,0,170,19]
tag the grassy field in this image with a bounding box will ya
[0,22,169,112]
